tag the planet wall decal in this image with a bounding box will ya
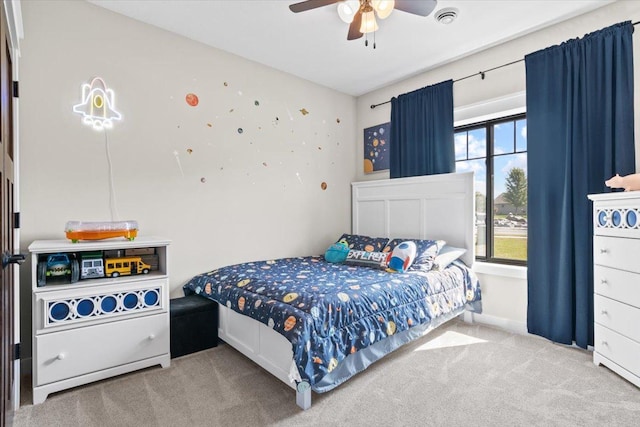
[185,93,199,107]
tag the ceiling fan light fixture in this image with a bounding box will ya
[359,9,379,34]
[372,0,395,20]
[337,0,360,24]
[435,7,459,25]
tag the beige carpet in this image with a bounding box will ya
[14,320,640,426]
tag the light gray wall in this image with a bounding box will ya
[17,0,640,360]
[18,1,357,359]
[356,1,640,331]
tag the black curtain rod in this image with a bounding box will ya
[369,58,523,109]
[370,20,640,110]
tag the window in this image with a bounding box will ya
[455,113,527,264]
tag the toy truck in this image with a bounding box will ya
[38,252,153,286]
[79,251,105,280]
[37,253,80,287]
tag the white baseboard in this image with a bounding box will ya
[13,359,20,411]
[463,311,528,335]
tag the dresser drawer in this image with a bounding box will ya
[592,197,640,239]
[34,278,168,333]
[594,266,640,309]
[594,294,640,343]
[35,313,168,386]
[593,236,640,273]
[595,324,640,378]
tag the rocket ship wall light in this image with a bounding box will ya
[73,77,122,131]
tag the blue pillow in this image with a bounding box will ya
[411,239,446,271]
[382,238,404,253]
[325,243,350,263]
[335,233,389,252]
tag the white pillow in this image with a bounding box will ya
[432,246,467,271]
[387,241,417,273]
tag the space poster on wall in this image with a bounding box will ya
[363,122,390,173]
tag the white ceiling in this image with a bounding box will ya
[88,0,614,96]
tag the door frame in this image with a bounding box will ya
[2,0,23,414]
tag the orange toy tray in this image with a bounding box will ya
[65,229,138,243]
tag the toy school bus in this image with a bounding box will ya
[38,251,155,286]
[105,256,151,278]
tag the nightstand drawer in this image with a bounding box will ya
[594,236,640,273]
[35,313,168,386]
[594,266,640,309]
[594,294,640,343]
[595,324,640,378]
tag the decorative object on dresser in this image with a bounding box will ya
[604,173,640,192]
[65,220,139,243]
[28,236,171,404]
[588,192,640,388]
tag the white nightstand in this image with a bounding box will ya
[28,236,171,404]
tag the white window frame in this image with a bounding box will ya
[454,92,528,279]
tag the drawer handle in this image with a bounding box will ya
[600,279,608,285]
[601,340,608,347]
[148,333,156,341]
[56,353,66,361]
[599,248,608,254]
[601,309,608,315]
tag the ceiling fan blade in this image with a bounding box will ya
[289,0,341,13]
[347,10,363,40]
[394,0,438,17]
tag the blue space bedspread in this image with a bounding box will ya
[183,256,481,391]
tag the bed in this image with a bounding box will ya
[182,172,480,409]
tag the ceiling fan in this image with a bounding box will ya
[289,0,438,42]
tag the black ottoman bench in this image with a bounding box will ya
[170,294,219,358]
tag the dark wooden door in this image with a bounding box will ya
[0,1,15,425]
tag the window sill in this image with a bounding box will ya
[472,261,527,280]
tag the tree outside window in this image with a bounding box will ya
[503,167,527,215]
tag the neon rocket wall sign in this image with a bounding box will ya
[73,77,122,131]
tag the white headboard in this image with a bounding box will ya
[352,172,475,267]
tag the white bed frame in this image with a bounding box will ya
[217,172,475,409]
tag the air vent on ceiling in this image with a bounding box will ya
[434,7,458,25]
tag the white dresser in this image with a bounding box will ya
[588,192,640,388]
[28,236,171,404]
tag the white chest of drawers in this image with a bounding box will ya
[28,236,172,404]
[588,192,640,388]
